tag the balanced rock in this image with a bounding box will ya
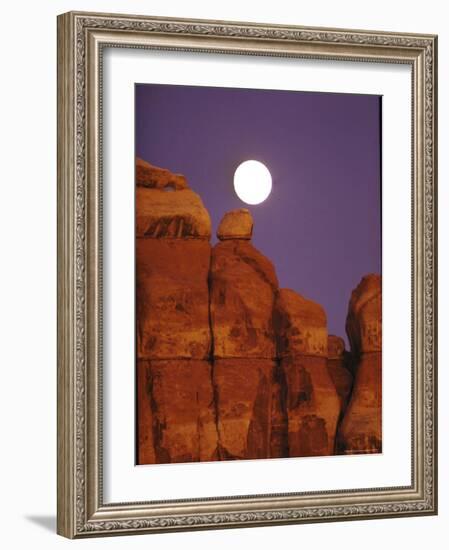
[136,159,217,464]
[337,274,382,454]
[217,208,253,241]
[327,335,353,413]
[273,289,341,457]
[210,214,281,459]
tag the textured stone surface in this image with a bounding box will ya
[269,362,289,458]
[337,275,382,454]
[213,358,277,460]
[137,359,156,465]
[136,238,212,359]
[274,289,328,358]
[139,359,218,463]
[135,168,382,463]
[327,335,354,412]
[136,161,217,464]
[216,208,253,240]
[136,159,211,239]
[210,222,282,460]
[210,239,278,358]
[274,289,341,456]
[346,274,382,354]
[136,157,188,190]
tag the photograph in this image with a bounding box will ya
[135,84,382,465]
[55,10,437,537]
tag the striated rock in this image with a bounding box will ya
[217,208,253,241]
[136,157,187,190]
[136,238,211,359]
[345,274,382,355]
[143,359,218,463]
[275,289,328,358]
[210,239,278,358]
[136,161,382,463]
[327,335,353,413]
[273,289,341,457]
[213,358,276,459]
[136,160,218,464]
[136,160,211,239]
[337,275,382,454]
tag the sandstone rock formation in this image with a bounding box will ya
[216,208,253,240]
[210,238,278,359]
[273,290,341,456]
[336,275,382,454]
[136,157,211,239]
[136,160,218,464]
[327,335,354,414]
[210,210,287,459]
[136,157,187,190]
[136,158,382,464]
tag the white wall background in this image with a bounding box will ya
[0,1,446,548]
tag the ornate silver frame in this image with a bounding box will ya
[57,11,438,538]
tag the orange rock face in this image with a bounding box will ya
[136,157,188,190]
[273,290,341,456]
[210,239,278,359]
[216,208,253,240]
[337,275,382,454]
[213,358,277,459]
[137,359,156,465]
[136,162,218,464]
[136,160,382,464]
[136,239,211,359]
[142,360,218,463]
[209,210,285,459]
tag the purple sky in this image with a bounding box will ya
[135,84,381,347]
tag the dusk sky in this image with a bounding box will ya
[135,84,381,346]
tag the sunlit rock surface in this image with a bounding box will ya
[337,275,382,454]
[274,290,341,456]
[136,159,382,464]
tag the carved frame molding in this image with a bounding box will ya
[57,11,437,538]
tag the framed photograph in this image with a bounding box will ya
[57,11,438,538]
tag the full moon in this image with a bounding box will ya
[233,160,272,205]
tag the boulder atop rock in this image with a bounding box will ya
[136,159,211,239]
[274,289,327,358]
[136,157,187,190]
[217,209,253,241]
[346,274,382,355]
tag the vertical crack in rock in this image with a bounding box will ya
[207,259,223,461]
[336,274,382,454]
[270,354,289,458]
[327,336,354,418]
[273,289,341,457]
